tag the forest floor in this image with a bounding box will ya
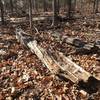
[0,16,100,100]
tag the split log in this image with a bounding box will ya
[16,29,100,94]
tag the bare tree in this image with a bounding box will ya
[52,0,58,26]
[56,0,60,15]
[43,0,47,12]
[95,0,99,13]
[33,0,38,13]
[64,0,67,12]
[0,0,4,24]
[67,0,72,18]
[74,0,76,11]
[10,0,13,14]
[29,0,33,33]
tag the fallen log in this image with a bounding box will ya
[63,37,86,48]
[16,28,100,94]
[95,40,100,49]
[10,16,50,23]
[62,37,100,54]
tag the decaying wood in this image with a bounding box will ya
[28,40,60,74]
[16,29,100,93]
[64,37,85,47]
[63,37,100,54]
[10,16,48,23]
[56,51,91,82]
[27,40,92,83]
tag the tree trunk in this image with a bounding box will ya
[64,0,67,12]
[33,0,38,13]
[95,0,99,13]
[10,0,13,14]
[52,0,58,26]
[67,0,72,18]
[56,0,60,15]
[93,0,99,13]
[43,0,47,12]
[73,0,76,12]
[29,0,33,33]
[0,0,4,25]
[33,0,36,12]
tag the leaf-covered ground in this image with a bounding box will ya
[0,19,100,100]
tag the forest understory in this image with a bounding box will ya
[0,13,100,100]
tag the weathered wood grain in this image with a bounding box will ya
[15,28,93,83]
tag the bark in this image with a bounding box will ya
[43,0,47,12]
[29,0,33,33]
[93,0,99,13]
[52,0,58,26]
[73,0,76,12]
[10,0,13,14]
[95,0,99,13]
[56,0,60,15]
[33,0,38,12]
[0,0,4,24]
[63,0,67,12]
[67,0,72,18]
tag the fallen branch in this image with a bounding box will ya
[10,16,49,23]
[63,37,100,54]
[16,28,100,94]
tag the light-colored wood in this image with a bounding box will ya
[10,17,47,23]
[16,29,96,83]
[56,51,91,82]
[27,40,60,74]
